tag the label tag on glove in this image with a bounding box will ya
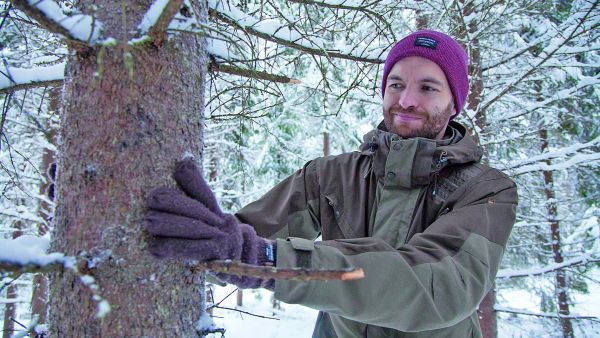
[265,242,275,266]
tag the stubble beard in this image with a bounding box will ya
[383,102,455,140]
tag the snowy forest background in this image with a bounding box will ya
[0,0,598,337]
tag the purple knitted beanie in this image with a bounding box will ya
[381,30,469,117]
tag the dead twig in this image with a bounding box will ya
[212,305,280,320]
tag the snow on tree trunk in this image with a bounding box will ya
[47,1,208,336]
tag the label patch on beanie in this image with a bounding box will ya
[415,37,438,49]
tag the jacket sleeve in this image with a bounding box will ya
[235,159,322,241]
[274,169,517,332]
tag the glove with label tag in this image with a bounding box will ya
[145,159,275,289]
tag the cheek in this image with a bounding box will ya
[382,95,397,111]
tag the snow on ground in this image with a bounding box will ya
[207,284,317,338]
[208,280,600,337]
[498,269,600,337]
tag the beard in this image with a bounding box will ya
[383,102,455,140]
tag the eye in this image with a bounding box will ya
[389,83,405,90]
[422,85,438,92]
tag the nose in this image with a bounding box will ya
[398,86,418,110]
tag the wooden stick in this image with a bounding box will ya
[192,260,365,282]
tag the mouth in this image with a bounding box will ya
[392,112,423,122]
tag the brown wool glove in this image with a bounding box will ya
[144,159,275,289]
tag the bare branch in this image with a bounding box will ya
[193,260,365,282]
[209,60,300,84]
[0,79,62,94]
[212,305,280,320]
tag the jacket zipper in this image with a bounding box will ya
[431,150,448,197]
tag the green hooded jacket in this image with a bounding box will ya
[236,121,518,337]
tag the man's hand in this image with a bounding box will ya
[144,159,274,288]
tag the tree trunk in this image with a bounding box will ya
[48,1,208,336]
[540,129,573,337]
[477,286,497,338]
[454,1,496,336]
[29,87,60,337]
[3,217,23,338]
[323,132,330,157]
[2,284,17,338]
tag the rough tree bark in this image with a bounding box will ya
[47,1,208,336]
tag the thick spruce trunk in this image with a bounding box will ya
[48,1,208,336]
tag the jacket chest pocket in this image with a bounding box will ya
[324,194,357,239]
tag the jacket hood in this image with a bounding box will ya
[359,121,483,188]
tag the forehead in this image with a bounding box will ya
[388,56,449,85]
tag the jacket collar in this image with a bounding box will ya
[359,121,482,189]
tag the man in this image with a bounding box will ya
[145,30,518,337]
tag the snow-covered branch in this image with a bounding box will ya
[9,0,102,52]
[0,62,65,94]
[286,0,398,42]
[496,253,599,279]
[479,1,598,113]
[0,235,72,274]
[0,236,111,318]
[0,57,300,93]
[509,152,600,176]
[504,136,600,172]
[494,74,600,123]
[138,0,184,46]
[208,0,384,64]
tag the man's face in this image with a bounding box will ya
[382,56,455,140]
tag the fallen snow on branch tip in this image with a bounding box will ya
[0,62,66,92]
[0,235,71,268]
